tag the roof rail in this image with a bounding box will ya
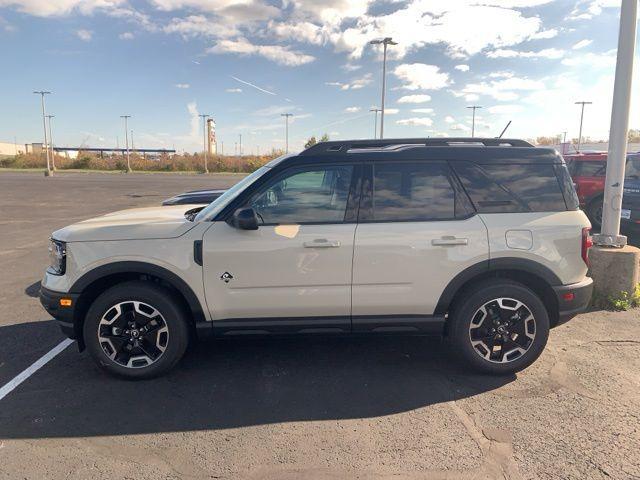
[300,137,534,156]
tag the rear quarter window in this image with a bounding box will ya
[452,161,571,213]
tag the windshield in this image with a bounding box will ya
[194,166,270,222]
[626,156,640,180]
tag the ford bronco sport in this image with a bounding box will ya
[40,138,594,379]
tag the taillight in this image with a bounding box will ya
[581,227,593,267]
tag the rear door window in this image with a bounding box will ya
[369,162,464,221]
[576,161,607,177]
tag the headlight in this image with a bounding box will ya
[48,239,66,275]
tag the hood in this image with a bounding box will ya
[53,205,203,242]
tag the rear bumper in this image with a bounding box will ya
[39,286,80,339]
[552,277,593,325]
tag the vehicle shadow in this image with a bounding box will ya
[0,320,515,439]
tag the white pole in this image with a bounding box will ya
[380,42,388,139]
[593,0,637,248]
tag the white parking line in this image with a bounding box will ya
[0,338,73,402]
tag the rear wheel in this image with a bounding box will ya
[448,280,550,375]
[83,281,189,379]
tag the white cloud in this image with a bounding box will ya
[150,0,279,22]
[329,2,548,60]
[487,48,564,59]
[411,108,434,114]
[385,108,400,115]
[456,76,545,101]
[488,105,524,115]
[207,38,315,66]
[344,106,361,113]
[119,31,134,40]
[567,0,619,20]
[397,117,434,127]
[455,64,470,72]
[561,50,616,68]
[325,73,372,90]
[529,28,558,40]
[572,39,593,50]
[464,93,480,101]
[226,88,242,93]
[76,29,93,41]
[175,83,190,89]
[394,64,449,90]
[163,15,238,39]
[0,0,127,17]
[397,94,431,104]
[450,123,471,131]
[445,116,455,123]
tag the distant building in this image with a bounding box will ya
[0,141,25,156]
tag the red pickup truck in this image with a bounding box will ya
[564,153,607,227]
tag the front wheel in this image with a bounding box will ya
[448,280,550,375]
[83,281,189,379]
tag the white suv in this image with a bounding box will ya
[40,138,594,379]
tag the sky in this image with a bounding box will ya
[0,0,639,154]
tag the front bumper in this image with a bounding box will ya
[552,277,594,325]
[39,286,80,339]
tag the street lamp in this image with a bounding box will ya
[466,105,483,138]
[575,101,592,152]
[370,37,397,139]
[369,107,382,139]
[120,115,132,173]
[198,113,210,173]
[33,91,52,176]
[45,115,55,171]
[281,113,293,153]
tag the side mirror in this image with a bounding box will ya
[229,207,259,230]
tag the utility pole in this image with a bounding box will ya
[198,113,209,173]
[574,101,592,152]
[467,105,482,138]
[281,113,293,153]
[120,115,132,172]
[131,130,134,151]
[45,115,56,171]
[369,107,381,139]
[594,0,637,248]
[239,133,242,156]
[33,91,52,176]
[370,37,397,139]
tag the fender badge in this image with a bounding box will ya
[220,272,234,283]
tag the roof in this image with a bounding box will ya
[289,137,561,165]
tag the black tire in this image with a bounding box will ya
[448,279,550,375]
[83,281,189,379]
[587,196,603,229]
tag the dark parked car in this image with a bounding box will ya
[621,154,640,235]
[162,189,226,206]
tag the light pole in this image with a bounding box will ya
[593,0,637,248]
[198,114,209,173]
[46,115,56,171]
[120,115,132,172]
[370,37,397,139]
[575,101,592,152]
[466,105,482,138]
[239,134,243,156]
[281,113,293,153]
[33,91,52,176]
[369,107,381,139]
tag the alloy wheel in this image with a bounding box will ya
[468,297,536,364]
[97,301,169,368]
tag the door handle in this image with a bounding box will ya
[303,239,341,248]
[432,236,468,246]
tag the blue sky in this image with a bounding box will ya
[0,0,638,153]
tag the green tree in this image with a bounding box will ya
[304,133,330,149]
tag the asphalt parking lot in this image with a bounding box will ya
[0,171,639,480]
